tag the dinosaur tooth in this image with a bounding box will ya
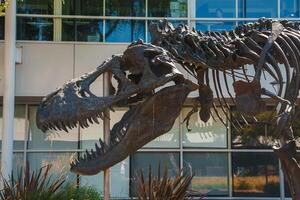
[92,115,100,124]
[95,143,102,155]
[91,149,97,158]
[86,150,92,160]
[87,117,93,124]
[78,120,85,129]
[109,107,115,112]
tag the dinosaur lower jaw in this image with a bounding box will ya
[70,83,194,175]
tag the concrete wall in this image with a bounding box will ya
[0,42,277,98]
[0,42,127,97]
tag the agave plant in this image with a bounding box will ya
[135,165,194,200]
[0,163,65,200]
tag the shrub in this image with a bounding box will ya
[134,165,194,200]
[0,164,65,200]
[57,185,102,200]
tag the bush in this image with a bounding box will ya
[57,185,102,200]
[0,164,65,200]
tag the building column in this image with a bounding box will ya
[1,0,16,181]
[103,73,110,200]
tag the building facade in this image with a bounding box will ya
[0,0,300,199]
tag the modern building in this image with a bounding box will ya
[0,0,299,199]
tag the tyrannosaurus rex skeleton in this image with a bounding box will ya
[36,18,300,199]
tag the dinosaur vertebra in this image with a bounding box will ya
[37,18,300,199]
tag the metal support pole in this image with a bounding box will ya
[1,0,16,183]
[103,73,110,200]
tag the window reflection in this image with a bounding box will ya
[148,0,187,17]
[144,118,180,148]
[17,17,53,41]
[281,0,300,17]
[232,152,280,197]
[27,152,77,184]
[182,108,227,148]
[62,0,103,16]
[62,19,103,42]
[80,157,129,197]
[130,152,180,196]
[106,0,145,16]
[196,21,236,32]
[196,0,235,18]
[0,105,26,150]
[105,20,145,42]
[183,153,229,196]
[17,0,53,14]
[238,0,278,18]
[28,106,78,150]
[0,153,24,176]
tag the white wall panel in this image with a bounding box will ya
[15,43,74,96]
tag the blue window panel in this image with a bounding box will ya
[105,20,145,43]
[62,19,103,42]
[147,20,187,43]
[196,0,236,18]
[106,0,145,16]
[196,21,236,32]
[281,0,300,17]
[17,17,53,41]
[238,0,278,18]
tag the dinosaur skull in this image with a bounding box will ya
[36,42,197,175]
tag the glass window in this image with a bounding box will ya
[0,17,4,40]
[232,152,280,197]
[195,21,236,32]
[80,157,129,198]
[62,0,103,16]
[62,19,103,42]
[0,105,26,150]
[281,0,300,17]
[231,109,280,149]
[182,108,227,148]
[27,152,77,184]
[28,106,78,150]
[17,0,53,14]
[105,20,145,43]
[183,153,229,196]
[80,109,126,150]
[130,152,180,196]
[106,0,145,16]
[147,20,187,43]
[238,0,278,18]
[143,117,180,148]
[0,153,24,176]
[148,0,187,17]
[195,0,236,18]
[17,17,53,41]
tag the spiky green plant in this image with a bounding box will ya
[135,165,194,200]
[0,164,65,200]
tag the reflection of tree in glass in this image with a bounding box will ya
[232,108,300,148]
[105,0,145,40]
